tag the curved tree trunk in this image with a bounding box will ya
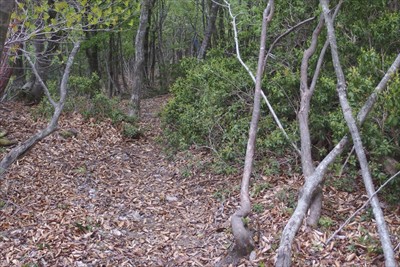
[298,15,324,227]
[223,2,274,265]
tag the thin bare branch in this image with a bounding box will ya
[23,48,57,107]
[321,0,397,265]
[264,16,316,65]
[0,40,81,177]
[327,170,400,244]
[224,0,300,155]
[276,31,400,267]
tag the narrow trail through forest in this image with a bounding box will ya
[1,96,400,266]
[0,96,230,266]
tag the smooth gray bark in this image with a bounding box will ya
[226,1,274,265]
[275,50,400,267]
[298,15,324,227]
[129,0,155,118]
[0,41,81,177]
[320,0,396,265]
[299,2,342,227]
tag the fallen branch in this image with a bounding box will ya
[0,41,81,178]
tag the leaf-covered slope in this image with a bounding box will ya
[0,96,399,266]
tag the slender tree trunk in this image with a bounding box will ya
[0,0,14,95]
[222,2,274,265]
[8,45,26,94]
[129,0,155,117]
[85,31,99,75]
[116,35,126,93]
[107,32,121,97]
[0,41,80,177]
[0,0,14,58]
[0,45,12,96]
[320,1,396,265]
[275,20,400,267]
[298,16,325,227]
[197,0,220,60]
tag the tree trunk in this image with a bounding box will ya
[197,0,220,60]
[0,0,14,96]
[85,31,99,75]
[0,41,80,177]
[0,0,14,58]
[320,1,397,265]
[298,15,325,227]
[29,33,61,103]
[129,0,155,117]
[223,2,274,265]
[0,45,12,96]
[275,18,400,267]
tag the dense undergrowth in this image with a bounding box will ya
[161,53,400,204]
[31,73,142,140]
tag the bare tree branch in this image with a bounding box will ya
[224,0,300,155]
[264,16,316,65]
[327,170,400,244]
[23,48,57,107]
[275,49,400,267]
[0,41,81,177]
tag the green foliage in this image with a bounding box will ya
[275,188,297,209]
[253,203,264,213]
[161,56,253,161]
[161,55,298,165]
[68,73,100,97]
[159,0,400,201]
[318,215,334,229]
[213,188,231,201]
[31,98,55,120]
[122,123,142,139]
[251,182,272,197]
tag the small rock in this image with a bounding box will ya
[88,189,96,198]
[166,195,178,202]
[75,261,87,267]
[249,250,257,261]
[111,229,122,237]
[119,210,142,222]
[129,210,142,222]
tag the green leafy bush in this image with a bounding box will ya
[68,72,100,97]
[162,55,304,170]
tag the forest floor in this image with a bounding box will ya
[0,95,399,267]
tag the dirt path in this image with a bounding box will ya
[2,97,399,266]
[0,96,230,266]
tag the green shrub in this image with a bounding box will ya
[68,72,100,97]
[122,123,142,139]
[161,56,297,164]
